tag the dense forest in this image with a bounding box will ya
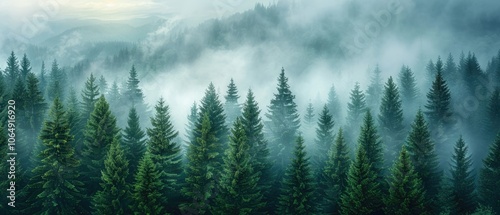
[0,48,499,215]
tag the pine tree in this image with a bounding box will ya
[406,109,442,214]
[484,89,500,148]
[340,147,383,215]
[47,60,66,101]
[358,110,385,186]
[449,136,477,215]
[146,98,182,212]
[108,80,121,106]
[123,107,146,182]
[314,105,335,175]
[398,65,419,109]
[463,53,484,96]
[426,59,436,87]
[384,146,427,215]
[4,51,19,91]
[366,65,383,112]
[81,95,120,197]
[92,139,131,215]
[378,76,405,165]
[39,61,47,97]
[321,128,350,215]
[444,53,458,86]
[66,88,83,156]
[478,133,500,214]
[124,65,145,106]
[304,101,315,126]
[345,82,366,143]
[185,102,198,149]
[277,135,316,215]
[11,77,31,171]
[19,54,31,81]
[30,97,85,214]
[24,72,47,146]
[224,78,241,126]
[98,75,108,95]
[214,118,264,214]
[80,73,100,124]
[327,84,342,124]
[132,152,166,215]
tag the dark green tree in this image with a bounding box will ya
[345,82,366,143]
[444,53,458,86]
[184,102,198,149]
[462,53,484,96]
[24,72,47,145]
[321,128,350,215]
[224,78,241,126]
[30,98,85,214]
[124,65,144,106]
[277,135,316,215]
[406,109,442,214]
[378,76,405,165]
[384,146,427,215]
[92,139,131,215]
[98,75,108,95]
[66,88,83,156]
[398,65,419,117]
[304,101,315,126]
[478,133,500,214]
[80,73,100,124]
[4,51,19,91]
[449,136,478,215]
[483,89,500,152]
[358,110,385,186]
[340,147,383,215]
[314,105,335,175]
[123,107,146,182]
[214,118,264,214]
[47,60,66,101]
[366,65,383,112]
[19,54,31,81]
[327,84,342,124]
[426,59,436,87]
[132,152,166,215]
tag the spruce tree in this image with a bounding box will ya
[146,98,182,212]
[80,73,100,124]
[4,51,19,91]
[11,77,31,171]
[314,105,335,175]
[108,81,121,106]
[384,146,427,215]
[92,139,131,215]
[366,65,383,112]
[19,54,31,81]
[66,88,83,156]
[39,61,47,97]
[463,53,484,96]
[321,128,350,215]
[327,84,342,124]
[47,60,65,101]
[81,95,120,196]
[98,75,108,95]
[345,82,366,143]
[224,78,241,126]
[214,118,264,214]
[358,110,385,186]
[277,136,316,215]
[124,65,145,106]
[304,101,315,126]
[444,53,458,86]
[24,72,47,145]
[123,107,146,182]
[132,152,166,215]
[378,76,405,165]
[426,59,436,87]
[340,147,382,215]
[484,89,500,149]
[398,65,419,115]
[449,136,478,215]
[406,109,442,214]
[184,102,198,149]
[478,133,500,214]
[30,98,85,214]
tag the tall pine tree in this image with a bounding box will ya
[358,110,385,187]
[366,65,383,113]
[122,107,147,182]
[478,133,500,214]
[132,152,166,215]
[4,51,19,91]
[47,60,66,101]
[80,73,100,124]
[448,136,477,215]
[327,84,342,124]
[345,82,366,144]
[224,78,241,126]
[314,105,335,175]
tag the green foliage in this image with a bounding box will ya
[98,75,108,95]
[384,146,427,215]
[478,134,500,214]
[304,101,315,126]
[80,73,100,123]
[47,60,66,101]
[399,65,419,106]
[425,60,453,129]
[66,88,83,156]
[185,102,198,149]
[124,65,144,105]
[224,78,242,126]
[132,152,166,215]
[346,82,366,143]
[366,65,383,112]
[277,136,316,215]
[92,140,131,215]
[449,136,478,215]
[123,107,146,182]
[358,110,385,186]
[327,84,342,124]
[314,105,335,175]
[24,72,47,144]
[214,118,264,214]
[4,51,19,91]
[19,54,31,81]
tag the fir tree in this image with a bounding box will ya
[444,53,458,86]
[80,73,100,124]
[224,78,242,126]
[358,110,385,186]
[321,128,350,215]
[366,65,383,112]
[47,60,66,101]
[39,61,47,97]
[327,84,342,124]
[214,118,264,214]
[124,65,145,106]
[92,139,131,215]
[449,136,478,215]
[398,65,419,110]
[132,152,166,215]
[426,59,436,87]
[19,54,31,81]
[24,72,47,146]
[123,107,147,182]
[108,80,121,106]
[478,134,500,214]
[66,88,83,156]
[463,53,484,96]
[345,82,366,143]
[185,102,198,149]
[11,77,31,171]
[340,147,383,215]
[406,109,442,214]
[384,146,427,215]
[98,75,108,95]
[378,76,405,165]
[30,97,85,214]
[277,135,316,215]
[314,105,335,175]
[4,51,19,91]
[146,98,182,212]
[484,89,500,149]
[304,101,316,126]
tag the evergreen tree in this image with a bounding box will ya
[214,118,264,214]
[406,109,442,214]
[24,72,47,146]
[108,81,121,106]
[92,139,131,215]
[4,51,19,91]
[80,73,100,124]
[19,54,31,81]
[66,88,83,156]
[11,77,31,171]
[358,110,385,186]
[98,75,108,95]
[81,95,120,197]
[340,147,383,215]
[327,84,342,124]
[384,146,427,215]
[184,102,198,149]
[426,59,436,87]
[449,136,478,215]
[224,78,242,126]
[124,65,145,106]
[146,98,182,212]
[123,107,146,182]
[132,152,166,215]
[39,61,47,97]
[478,133,500,214]
[444,53,458,86]
[314,105,335,175]
[277,136,316,215]
[321,128,350,215]
[398,65,419,112]
[47,60,66,101]
[304,101,315,126]
[345,82,366,143]
[463,53,484,96]
[484,88,500,149]
[30,98,85,214]
[378,76,405,165]
[366,65,383,112]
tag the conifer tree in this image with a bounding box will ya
[81,95,120,196]
[314,105,335,175]
[484,89,500,148]
[345,82,366,143]
[146,98,182,212]
[340,147,382,215]
[321,128,350,215]
[4,51,19,91]
[478,134,500,214]
[125,65,145,106]
[0,126,10,214]
[327,84,342,124]
[39,61,47,96]
[449,136,477,215]
[406,109,442,214]
[132,152,166,215]
[214,118,264,214]
[304,101,315,126]
[378,76,405,165]
[123,107,146,182]
[66,88,83,156]
[224,78,241,126]
[80,73,100,124]
[384,146,427,215]
[444,53,458,86]
[19,54,31,81]
[426,59,436,86]
[463,53,484,96]
[108,81,121,106]
[30,98,85,214]
[24,72,47,145]
[277,136,316,215]
[366,65,383,112]
[47,60,66,101]
[398,65,419,112]
[12,77,31,171]
[185,102,198,149]
[358,110,385,186]
[92,139,131,215]
[98,75,108,95]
